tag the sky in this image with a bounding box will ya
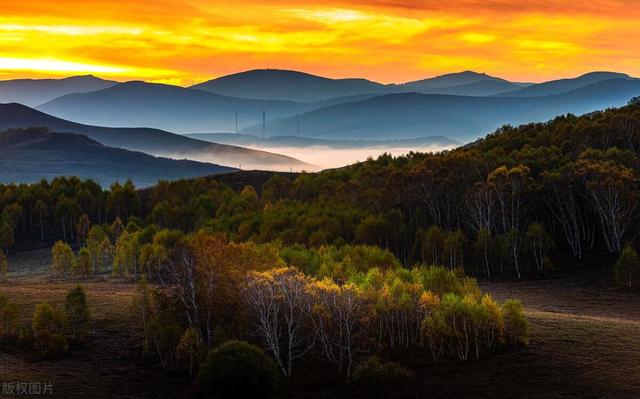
[1,0,639,85]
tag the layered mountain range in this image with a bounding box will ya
[5,69,632,142]
[1,68,638,185]
[0,103,310,171]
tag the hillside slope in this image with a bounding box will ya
[421,79,526,96]
[399,71,528,93]
[243,92,543,140]
[495,72,633,97]
[0,103,309,170]
[0,128,235,187]
[190,69,392,102]
[0,75,117,107]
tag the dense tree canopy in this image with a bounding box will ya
[3,103,640,280]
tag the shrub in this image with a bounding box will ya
[177,327,202,377]
[51,241,75,278]
[420,266,461,295]
[422,310,449,361]
[197,340,280,399]
[65,285,90,343]
[32,303,68,359]
[131,279,182,367]
[72,248,92,278]
[0,293,20,340]
[0,223,14,254]
[502,299,528,346]
[0,251,7,276]
[349,356,414,399]
[614,246,640,289]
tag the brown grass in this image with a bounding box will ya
[1,250,639,398]
[0,250,186,399]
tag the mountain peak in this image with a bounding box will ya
[191,69,389,102]
[401,71,508,91]
[576,71,630,80]
[449,71,488,76]
[63,74,98,79]
[0,75,118,107]
[495,71,634,97]
[222,69,322,78]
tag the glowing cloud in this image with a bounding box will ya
[0,1,638,83]
[0,57,127,74]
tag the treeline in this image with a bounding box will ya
[2,101,640,280]
[0,176,136,250]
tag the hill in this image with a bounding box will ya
[191,69,532,102]
[0,103,309,170]
[495,71,633,97]
[242,92,542,140]
[0,128,235,187]
[418,79,527,96]
[190,69,392,102]
[399,71,529,93]
[0,75,116,107]
[36,81,315,133]
[242,79,640,141]
[156,100,640,275]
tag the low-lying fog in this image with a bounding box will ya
[165,144,458,172]
[243,144,458,171]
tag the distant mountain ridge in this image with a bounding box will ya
[399,71,529,92]
[191,69,534,101]
[190,69,392,102]
[495,72,633,97]
[2,69,637,146]
[0,103,310,170]
[241,78,640,141]
[0,127,235,187]
[36,80,316,133]
[0,75,117,107]
[411,79,525,97]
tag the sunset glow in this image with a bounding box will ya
[1,0,639,84]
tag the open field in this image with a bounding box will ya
[0,250,187,399]
[1,250,639,398]
[415,278,640,399]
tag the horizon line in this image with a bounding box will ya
[0,68,635,88]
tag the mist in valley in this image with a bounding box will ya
[240,143,458,170]
[162,143,458,172]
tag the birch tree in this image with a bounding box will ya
[308,279,367,376]
[575,155,638,254]
[244,267,312,377]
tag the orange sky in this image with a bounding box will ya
[1,0,639,85]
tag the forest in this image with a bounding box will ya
[1,100,640,397]
[2,100,640,278]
